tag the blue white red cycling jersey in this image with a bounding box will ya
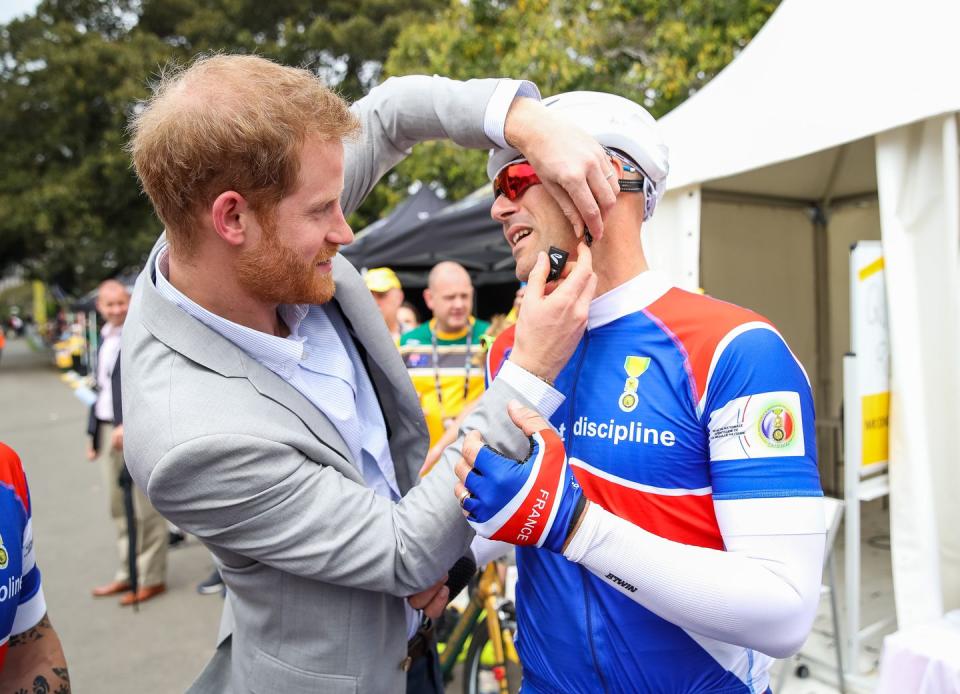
[0,443,46,672]
[487,271,822,694]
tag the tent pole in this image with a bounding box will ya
[827,191,879,210]
[701,189,812,209]
[820,144,848,211]
[815,144,850,411]
[812,206,833,465]
[809,145,849,493]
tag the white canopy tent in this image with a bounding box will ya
[644,0,960,663]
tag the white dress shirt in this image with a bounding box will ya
[155,248,429,637]
[94,322,122,422]
[154,249,399,498]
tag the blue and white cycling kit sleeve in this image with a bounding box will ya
[563,324,826,657]
[564,498,824,658]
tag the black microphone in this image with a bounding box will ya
[445,554,477,599]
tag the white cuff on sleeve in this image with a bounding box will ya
[561,500,601,564]
[715,496,826,537]
[470,536,512,567]
[483,80,541,149]
[497,360,564,418]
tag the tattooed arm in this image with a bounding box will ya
[0,614,70,694]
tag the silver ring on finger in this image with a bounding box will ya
[605,170,616,179]
[457,488,471,508]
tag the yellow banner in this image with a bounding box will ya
[861,391,890,466]
[32,281,47,327]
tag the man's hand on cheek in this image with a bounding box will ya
[453,401,586,554]
[503,98,618,242]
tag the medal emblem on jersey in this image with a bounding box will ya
[0,532,7,570]
[618,356,650,412]
[758,404,795,448]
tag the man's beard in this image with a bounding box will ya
[237,216,337,305]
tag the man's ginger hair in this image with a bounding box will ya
[128,54,359,254]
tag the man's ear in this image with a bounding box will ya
[423,288,434,311]
[211,191,250,247]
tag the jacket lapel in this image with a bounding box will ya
[331,255,414,398]
[331,255,428,491]
[240,356,353,465]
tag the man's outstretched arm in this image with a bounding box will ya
[341,75,617,234]
[0,613,70,694]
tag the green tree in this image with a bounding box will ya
[0,1,171,292]
[137,0,445,102]
[384,0,779,201]
[0,0,776,293]
[0,0,444,293]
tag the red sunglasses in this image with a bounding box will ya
[493,155,644,201]
[493,161,541,201]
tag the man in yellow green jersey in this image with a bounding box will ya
[400,261,489,447]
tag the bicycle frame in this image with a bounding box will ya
[438,562,519,692]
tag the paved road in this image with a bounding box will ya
[0,337,222,693]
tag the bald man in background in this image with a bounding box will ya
[86,279,168,605]
[399,262,489,448]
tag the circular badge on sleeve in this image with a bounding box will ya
[758,404,795,448]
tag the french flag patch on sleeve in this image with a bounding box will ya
[708,390,805,461]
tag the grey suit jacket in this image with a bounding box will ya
[122,76,538,694]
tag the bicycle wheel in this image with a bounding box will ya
[462,618,522,694]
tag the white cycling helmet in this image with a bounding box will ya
[488,91,670,220]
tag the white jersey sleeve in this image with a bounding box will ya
[562,496,825,658]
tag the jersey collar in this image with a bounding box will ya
[430,316,475,341]
[588,270,672,331]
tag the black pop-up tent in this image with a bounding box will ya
[343,188,514,289]
[344,186,450,277]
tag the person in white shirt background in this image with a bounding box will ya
[86,279,168,606]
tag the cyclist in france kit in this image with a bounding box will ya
[457,92,826,693]
[0,443,70,691]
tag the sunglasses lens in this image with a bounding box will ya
[494,162,540,201]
